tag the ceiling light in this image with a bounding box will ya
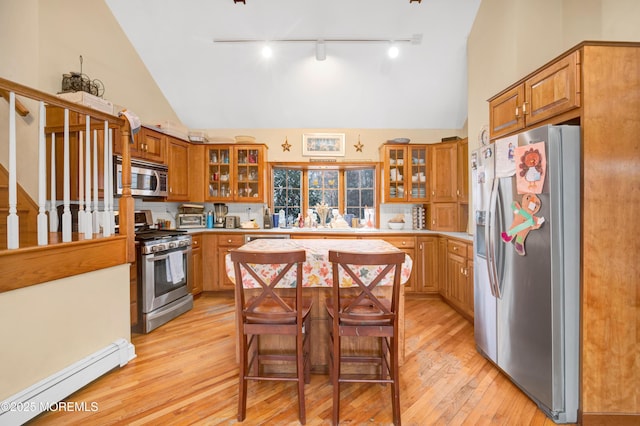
[388,44,399,59]
[315,40,326,61]
[212,35,422,60]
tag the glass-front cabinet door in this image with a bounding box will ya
[383,145,406,202]
[380,144,429,203]
[234,145,265,201]
[205,144,267,202]
[408,145,429,201]
[206,146,232,200]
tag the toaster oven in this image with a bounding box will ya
[176,213,206,229]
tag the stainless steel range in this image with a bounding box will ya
[133,227,193,333]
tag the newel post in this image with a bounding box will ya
[118,119,135,263]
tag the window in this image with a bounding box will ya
[273,168,301,219]
[345,169,375,220]
[272,165,377,226]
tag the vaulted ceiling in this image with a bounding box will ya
[105,0,480,130]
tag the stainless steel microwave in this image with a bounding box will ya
[115,156,168,197]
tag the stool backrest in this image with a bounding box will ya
[328,250,405,324]
[230,249,306,325]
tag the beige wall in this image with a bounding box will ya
[466,0,640,233]
[0,265,131,400]
[0,1,133,402]
[467,0,640,155]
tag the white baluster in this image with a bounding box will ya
[92,129,99,231]
[84,114,93,238]
[49,132,58,233]
[102,120,111,237]
[62,109,71,242]
[37,102,48,245]
[77,130,85,236]
[7,92,19,249]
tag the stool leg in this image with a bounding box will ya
[238,333,248,422]
[332,326,340,425]
[391,336,401,425]
[297,327,307,424]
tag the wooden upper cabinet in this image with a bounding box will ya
[456,138,469,202]
[205,144,268,202]
[430,141,457,202]
[489,51,581,140]
[525,51,580,126]
[490,85,525,139]
[166,137,190,201]
[380,144,429,203]
[131,127,167,164]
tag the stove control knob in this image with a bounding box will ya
[169,242,177,249]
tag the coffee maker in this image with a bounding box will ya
[213,203,228,228]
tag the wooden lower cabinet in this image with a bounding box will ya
[414,236,439,293]
[189,233,203,295]
[202,233,244,291]
[439,237,473,321]
[376,236,416,293]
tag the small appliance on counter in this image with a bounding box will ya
[213,203,228,228]
[225,215,241,229]
[176,204,206,229]
[263,206,273,229]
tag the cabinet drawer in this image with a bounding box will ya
[448,240,468,257]
[217,234,244,247]
[382,236,415,249]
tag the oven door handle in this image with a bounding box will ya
[145,248,190,262]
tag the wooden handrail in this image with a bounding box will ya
[0,87,30,116]
[0,76,135,290]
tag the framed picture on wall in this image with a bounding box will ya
[302,133,346,157]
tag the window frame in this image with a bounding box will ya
[268,161,381,227]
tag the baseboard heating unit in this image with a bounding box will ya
[0,339,135,425]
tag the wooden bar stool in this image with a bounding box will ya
[326,250,405,425]
[230,249,312,424]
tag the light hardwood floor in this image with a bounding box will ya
[29,293,567,425]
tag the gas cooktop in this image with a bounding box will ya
[135,229,188,242]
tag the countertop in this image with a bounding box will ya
[180,226,473,242]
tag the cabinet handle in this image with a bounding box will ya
[515,106,520,118]
[453,246,458,251]
[402,241,406,245]
[522,101,528,115]
[432,191,435,196]
[227,239,233,243]
[456,189,460,196]
[460,267,464,275]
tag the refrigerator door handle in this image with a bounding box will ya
[487,177,500,298]
[494,178,506,299]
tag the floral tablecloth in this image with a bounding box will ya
[225,238,413,288]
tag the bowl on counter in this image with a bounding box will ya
[387,222,405,230]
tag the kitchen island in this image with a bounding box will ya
[225,238,413,373]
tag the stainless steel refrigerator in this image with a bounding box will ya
[472,125,579,423]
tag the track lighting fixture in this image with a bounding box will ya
[213,34,422,61]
